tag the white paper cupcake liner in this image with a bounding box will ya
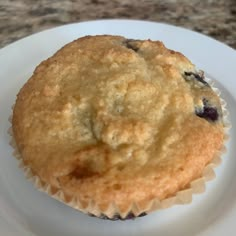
[8,78,231,219]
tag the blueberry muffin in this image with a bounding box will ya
[12,35,225,219]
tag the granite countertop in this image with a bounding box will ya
[0,0,235,49]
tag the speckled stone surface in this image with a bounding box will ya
[0,0,235,49]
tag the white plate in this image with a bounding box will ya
[0,19,235,236]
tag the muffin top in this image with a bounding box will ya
[12,35,224,212]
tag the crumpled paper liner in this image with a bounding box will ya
[8,78,231,219]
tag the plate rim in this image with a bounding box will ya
[1,19,236,53]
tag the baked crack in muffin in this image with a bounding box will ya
[12,35,225,219]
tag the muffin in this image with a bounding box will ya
[12,35,226,219]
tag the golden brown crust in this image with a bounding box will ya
[12,35,224,213]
